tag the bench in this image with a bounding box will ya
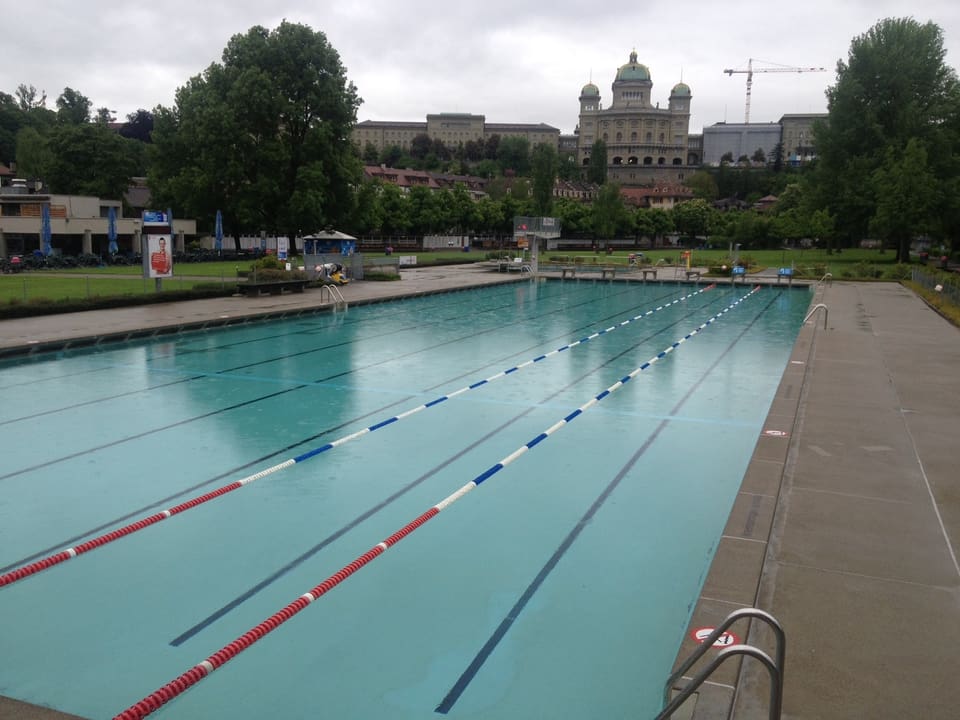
[684,270,702,281]
[561,266,577,279]
[600,266,616,280]
[237,280,309,297]
[640,268,658,281]
[777,268,794,285]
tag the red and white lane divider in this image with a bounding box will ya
[1,285,715,590]
[113,285,760,719]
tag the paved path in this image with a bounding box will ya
[0,265,528,358]
[672,281,960,719]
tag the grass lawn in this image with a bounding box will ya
[0,274,232,303]
[0,247,918,305]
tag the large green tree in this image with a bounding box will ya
[530,143,558,217]
[591,182,627,242]
[0,92,22,163]
[813,17,960,261]
[45,123,137,197]
[870,138,938,252]
[14,126,53,179]
[150,21,361,250]
[496,136,531,176]
[55,88,91,125]
[671,199,714,241]
[119,110,154,144]
[586,139,607,185]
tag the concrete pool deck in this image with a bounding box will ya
[2,267,957,719]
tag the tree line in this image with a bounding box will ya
[2,17,957,260]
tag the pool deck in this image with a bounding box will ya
[2,266,958,720]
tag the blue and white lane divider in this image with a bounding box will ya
[114,284,761,719]
[293,283,716,462]
[1,284,716,589]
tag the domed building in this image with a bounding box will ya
[576,50,699,185]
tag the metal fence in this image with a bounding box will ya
[912,267,960,306]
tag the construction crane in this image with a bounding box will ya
[723,59,826,124]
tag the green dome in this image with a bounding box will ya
[616,50,650,82]
[671,82,691,96]
[580,82,599,97]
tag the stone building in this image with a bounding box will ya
[352,113,560,154]
[576,50,697,185]
[780,113,827,166]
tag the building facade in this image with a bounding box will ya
[0,183,196,258]
[576,50,695,186]
[352,113,560,154]
[779,113,827,166]
[702,113,827,167]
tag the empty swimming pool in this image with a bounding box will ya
[0,279,810,719]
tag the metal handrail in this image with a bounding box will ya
[657,644,783,720]
[659,607,785,719]
[819,272,833,285]
[319,284,347,307]
[803,303,828,329]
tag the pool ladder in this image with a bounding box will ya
[803,303,828,329]
[319,284,347,308]
[657,607,785,720]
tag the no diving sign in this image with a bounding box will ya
[692,627,740,647]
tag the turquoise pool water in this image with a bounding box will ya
[0,279,810,719]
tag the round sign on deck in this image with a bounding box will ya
[692,627,740,646]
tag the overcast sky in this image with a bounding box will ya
[4,1,960,136]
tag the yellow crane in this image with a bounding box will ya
[723,58,826,124]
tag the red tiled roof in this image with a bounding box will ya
[620,185,694,206]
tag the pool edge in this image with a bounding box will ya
[663,283,819,719]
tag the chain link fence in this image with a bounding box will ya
[912,267,960,306]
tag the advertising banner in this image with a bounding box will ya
[146,234,173,278]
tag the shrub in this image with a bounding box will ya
[246,268,308,282]
[885,264,912,280]
[851,261,883,279]
[0,285,236,320]
[253,255,282,270]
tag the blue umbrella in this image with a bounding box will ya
[107,206,118,254]
[41,204,52,256]
[215,210,223,252]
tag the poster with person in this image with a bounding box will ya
[147,235,173,278]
